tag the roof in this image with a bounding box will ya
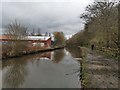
[27,36,51,40]
[0,35,52,41]
[0,35,10,40]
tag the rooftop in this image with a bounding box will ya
[27,36,51,40]
[0,35,52,41]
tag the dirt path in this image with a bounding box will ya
[85,50,118,88]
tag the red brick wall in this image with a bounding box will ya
[46,38,51,47]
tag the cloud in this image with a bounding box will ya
[1,0,93,35]
[0,2,2,34]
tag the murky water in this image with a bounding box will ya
[2,47,82,88]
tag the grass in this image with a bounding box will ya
[95,48,118,60]
[80,56,90,88]
[80,47,88,58]
[79,46,118,88]
[78,47,90,88]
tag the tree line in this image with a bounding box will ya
[67,0,119,58]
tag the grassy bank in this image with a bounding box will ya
[2,46,64,60]
[79,46,118,88]
[78,47,89,88]
[95,47,118,60]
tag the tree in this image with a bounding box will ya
[53,32,66,46]
[36,28,42,36]
[31,28,35,36]
[67,0,119,57]
[5,20,28,56]
[80,0,118,48]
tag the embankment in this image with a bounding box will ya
[2,46,65,60]
[79,47,118,88]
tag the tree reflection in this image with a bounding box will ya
[66,46,84,87]
[2,58,28,88]
[0,60,1,70]
[52,49,65,63]
[66,46,82,58]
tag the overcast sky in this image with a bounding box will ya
[1,0,94,35]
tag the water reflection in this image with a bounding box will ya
[66,46,83,85]
[2,52,52,69]
[2,49,81,88]
[66,46,82,58]
[2,58,28,88]
[52,49,65,63]
[2,52,52,88]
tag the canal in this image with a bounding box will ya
[2,47,83,88]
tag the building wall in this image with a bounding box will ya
[45,38,51,48]
[28,37,51,49]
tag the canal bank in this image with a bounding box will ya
[79,48,118,88]
[2,46,65,60]
[67,46,118,88]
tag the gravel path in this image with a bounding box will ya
[85,50,118,88]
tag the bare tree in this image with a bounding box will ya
[37,28,42,36]
[5,20,28,56]
[31,28,35,36]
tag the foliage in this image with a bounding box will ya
[67,0,119,57]
[53,32,66,46]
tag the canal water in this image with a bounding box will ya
[2,47,82,88]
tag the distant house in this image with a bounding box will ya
[0,35,11,45]
[27,36,52,48]
[0,35,9,40]
[0,35,52,48]
[0,35,52,58]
